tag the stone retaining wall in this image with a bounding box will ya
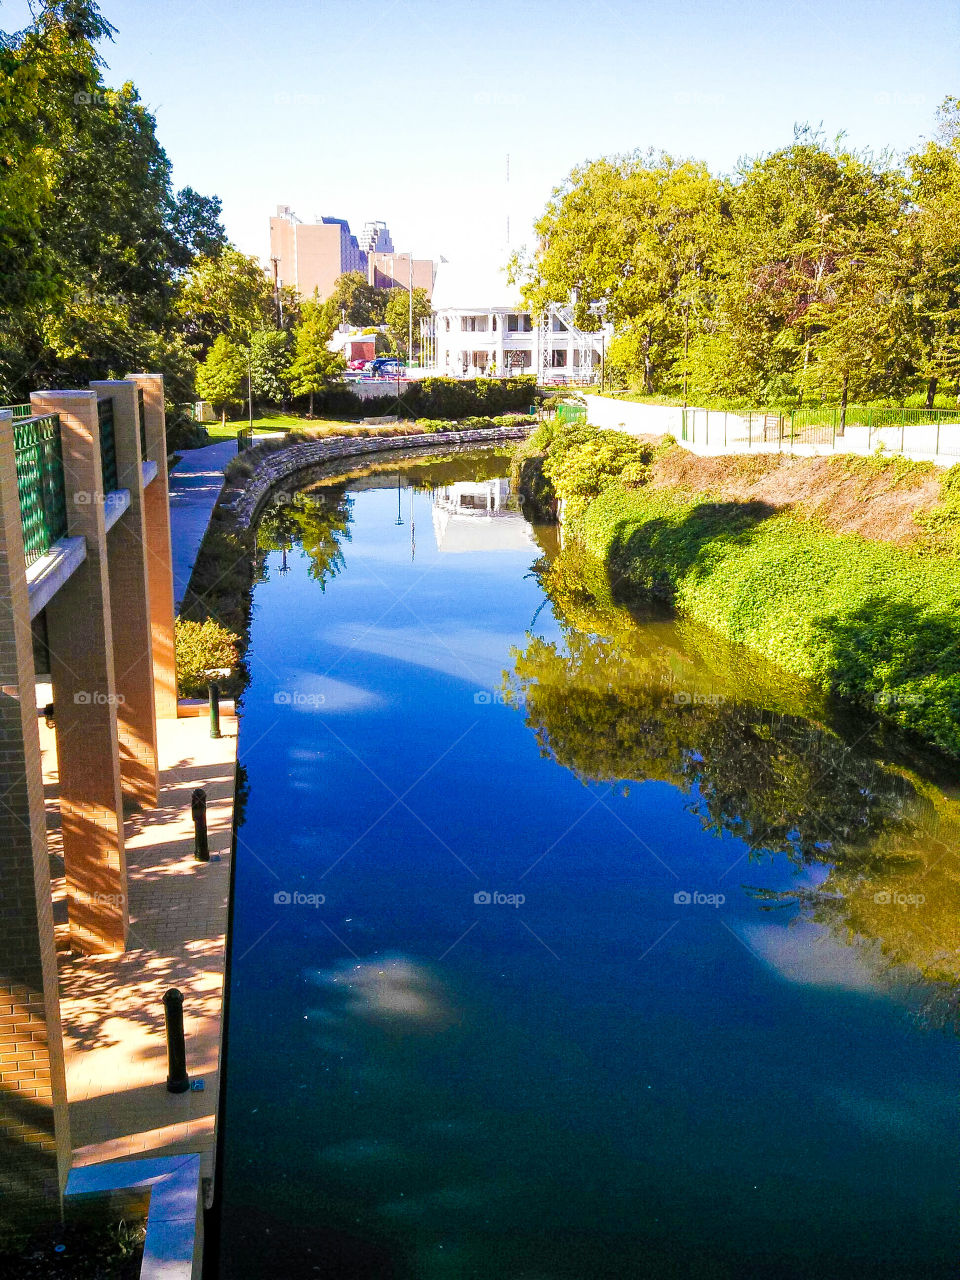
[233,425,534,528]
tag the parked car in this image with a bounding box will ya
[346,359,368,371]
[367,357,404,379]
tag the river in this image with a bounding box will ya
[215,446,960,1279]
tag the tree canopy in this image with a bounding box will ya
[384,286,432,358]
[0,1,228,400]
[521,114,960,409]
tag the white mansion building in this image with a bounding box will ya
[423,258,610,382]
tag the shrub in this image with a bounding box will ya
[302,376,539,421]
[175,618,240,698]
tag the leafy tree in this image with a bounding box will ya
[196,334,246,425]
[249,329,290,407]
[384,286,432,358]
[0,1,226,401]
[709,130,906,405]
[325,271,386,327]
[902,99,960,407]
[521,150,722,393]
[177,247,275,355]
[167,186,228,270]
[287,301,345,415]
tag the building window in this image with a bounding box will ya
[551,349,567,368]
[505,349,532,369]
[507,314,533,333]
[460,315,489,332]
[552,315,568,332]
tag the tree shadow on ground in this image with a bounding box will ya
[605,499,782,599]
[807,596,960,757]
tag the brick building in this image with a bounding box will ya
[269,205,436,302]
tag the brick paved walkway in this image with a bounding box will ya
[41,714,238,1177]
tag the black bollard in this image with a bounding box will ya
[208,680,221,739]
[163,988,189,1093]
[192,787,209,862]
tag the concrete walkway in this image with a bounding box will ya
[168,439,238,610]
[43,714,238,1179]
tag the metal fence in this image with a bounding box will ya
[556,403,588,425]
[97,396,118,492]
[680,404,960,460]
[13,414,68,566]
[2,403,34,419]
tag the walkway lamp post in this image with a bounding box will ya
[246,346,254,440]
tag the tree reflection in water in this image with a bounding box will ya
[257,488,353,590]
[505,545,960,1024]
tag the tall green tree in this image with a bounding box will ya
[287,302,345,416]
[0,1,226,401]
[384,287,431,358]
[177,247,276,354]
[902,98,960,407]
[249,329,290,407]
[196,334,246,425]
[706,130,906,405]
[325,271,386,327]
[521,150,722,393]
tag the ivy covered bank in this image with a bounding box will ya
[514,422,960,758]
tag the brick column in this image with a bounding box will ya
[31,390,128,955]
[0,411,72,1231]
[92,381,159,809]
[127,374,177,720]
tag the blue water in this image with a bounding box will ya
[217,453,959,1279]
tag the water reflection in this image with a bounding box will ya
[432,479,536,554]
[506,543,960,1022]
[225,451,960,1279]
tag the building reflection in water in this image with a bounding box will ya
[431,479,535,554]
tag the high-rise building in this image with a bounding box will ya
[367,251,436,298]
[358,220,394,254]
[269,206,437,302]
[269,205,367,301]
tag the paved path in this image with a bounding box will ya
[168,439,238,611]
[43,714,238,1177]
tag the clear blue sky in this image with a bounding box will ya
[4,0,958,265]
